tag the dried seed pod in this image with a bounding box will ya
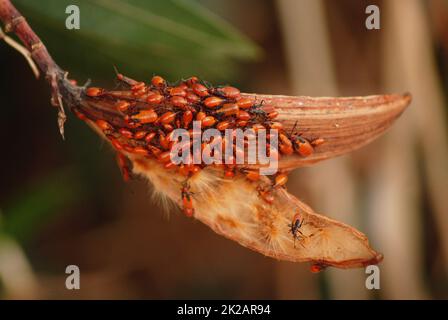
[240,93,411,170]
[75,73,409,269]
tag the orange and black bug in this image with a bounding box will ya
[186,92,200,104]
[159,111,176,125]
[116,152,131,182]
[131,110,158,124]
[146,92,164,105]
[116,100,131,112]
[192,83,209,97]
[119,128,133,139]
[170,96,188,108]
[273,173,288,188]
[279,133,293,155]
[182,110,193,128]
[287,121,316,157]
[96,119,113,132]
[289,213,305,248]
[236,98,254,109]
[310,263,327,273]
[204,96,224,108]
[151,75,166,87]
[170,86,187,97]
[215,103,239,116]
[86,87,103,97]
[181,181,195,217]
[294,136,314,157]
[215,86,240,99]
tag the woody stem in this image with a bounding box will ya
[0,0,85,138]
[0,0,59,74]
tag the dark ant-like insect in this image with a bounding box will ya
[289,212,305,248]
[289,212,319,248]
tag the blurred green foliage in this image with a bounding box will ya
[0,169,81,243]
[15,0,261,83]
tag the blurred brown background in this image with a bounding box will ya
[0,0,447,299]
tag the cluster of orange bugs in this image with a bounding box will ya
[78,74,324,218]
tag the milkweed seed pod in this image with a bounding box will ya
[72,74,410,269]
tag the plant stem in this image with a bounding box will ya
[0,0,79,138]
[0,0,58,74]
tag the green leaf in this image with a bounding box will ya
[14,0,261,82]
[1,169,81,243]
